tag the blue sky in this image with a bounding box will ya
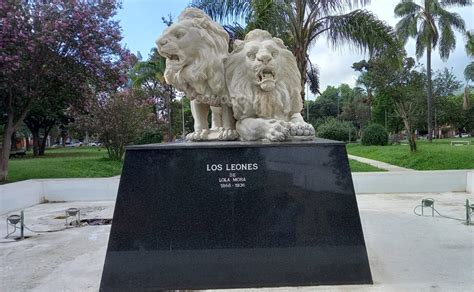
[116,0,473,99]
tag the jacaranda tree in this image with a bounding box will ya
[0,0,131,181]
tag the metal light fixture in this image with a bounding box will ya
[65,208,81,226]
[421,198,435,217]
[5,211,24,240]
[466,199,474,225]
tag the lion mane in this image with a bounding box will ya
[225,29,303,120]
[156,8,229,106]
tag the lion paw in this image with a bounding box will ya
[218,129,239,141]
[186,129,209,141]
[290,123,315,137]
[265,120,290,142]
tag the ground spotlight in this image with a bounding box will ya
[65,208,81,226]
[5,211,24,240]
[466,199,474,225]
[421,198,435,216]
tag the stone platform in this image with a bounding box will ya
[100,140,372,290]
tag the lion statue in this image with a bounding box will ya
[156,8,238,141]
[225,29,315,141]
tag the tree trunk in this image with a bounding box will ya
[0,116,14,182]
[294,47,307,104]
[39,126,53,156]
[32,131,40,157]
[426,46,433,142]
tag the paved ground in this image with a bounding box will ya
[348,155,414,172]
[1,193,473,292]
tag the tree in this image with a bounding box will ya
[370,55,426,152]
[129,48,175,141]
[464,30,474,109]
[432,68,462,137]
[394,0,471,142]
[192,0,396,102]
[307,86,339,126]
[353,60,375,120]
[0,0,130,181]
[170,97,193,139]
[72,89,154,161]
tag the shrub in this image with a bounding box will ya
[136,130,163,145]
[361,123,389,146]
[315,117,356,142]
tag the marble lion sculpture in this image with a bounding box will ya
[225,29,315,141]
[156,8,238,141]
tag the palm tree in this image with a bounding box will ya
[394,0,471,141]
[130,48,174,141]
[464,30,474,109]
[191,0,396,102]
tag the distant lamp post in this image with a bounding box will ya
[337,92,340,121]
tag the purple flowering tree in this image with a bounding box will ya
[0,0,130,181]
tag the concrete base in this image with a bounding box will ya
[1,192,473,291]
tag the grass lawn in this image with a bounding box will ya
[5,146,385,183]
[7,147,122,183]
[349,159,385,172]
[347,137,474,170]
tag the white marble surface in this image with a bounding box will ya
[226,29,314,141]
[157,9,315,142]
[156,8,237,141]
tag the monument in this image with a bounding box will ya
[100,8,372,291]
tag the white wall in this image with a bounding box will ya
[42,177,120,202]
[467,171,474,194]
[0,180,44,215]
[1,171,473,215]
[1,177,119,215]
[352,170,468,194]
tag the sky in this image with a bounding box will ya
[116,0,473,100]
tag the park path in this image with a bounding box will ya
[348,154,414,172]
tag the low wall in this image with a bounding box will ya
[467,171,474,194]
[1,177,119,215]
[352,170,470,194]
[1,171,473,215]
[42,177,120,202]
[0,180,44,215]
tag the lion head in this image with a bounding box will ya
[156,8,229,105]
[225,29,302,120]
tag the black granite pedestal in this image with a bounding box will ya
[100,139,372,291]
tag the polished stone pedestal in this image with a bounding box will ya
[100,140,372,291]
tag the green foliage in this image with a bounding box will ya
[170,97,193,138]
[307,86,339,125]
[315,117,356,142]
[72,89,154,161]
[361,124,388,146]
[395,0,469,60]
[192,0,396,102]
[464,62,474,82]
[135,130,163,145]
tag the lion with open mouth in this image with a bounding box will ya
[156,8,238,141]
[225,29,315,141]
